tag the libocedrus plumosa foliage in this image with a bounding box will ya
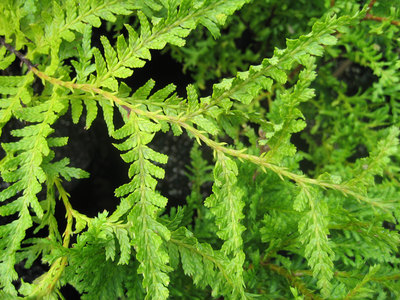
[0,0,399,299]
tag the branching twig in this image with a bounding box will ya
[26,179,73,298]
[1,35,389,210]
[364,14,400,26]
[0,36,35,70]
[263,262,322,300]
[363,0,400,26]
[293,269,400,282]
[366,0,377,14]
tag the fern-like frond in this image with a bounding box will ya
[0,46,15,70]
[90,0,249,92]
[205,152,246,297]
[27,0,135,60]
[185,142,213,212]
[64,212,138,300]
[295,186,334,298]
[209,14,340,104]
[0,0,34,50]
[169,227,248,299]
[0,88,87,294]
[262,56,317,164]
[0,73,34,134]
[112,111,171,299]
[347,126,399,192]
[344,265,381,300]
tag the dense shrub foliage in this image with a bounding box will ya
[0,0,399,299]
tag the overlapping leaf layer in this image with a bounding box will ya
[0,0,399,299]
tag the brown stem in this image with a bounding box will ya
[0,36,35,69]
[364,14,400,26]
[363,1,400,26]
[263,262,322,300]
[366,0,377,14]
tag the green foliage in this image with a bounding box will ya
[0,0,400,299]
